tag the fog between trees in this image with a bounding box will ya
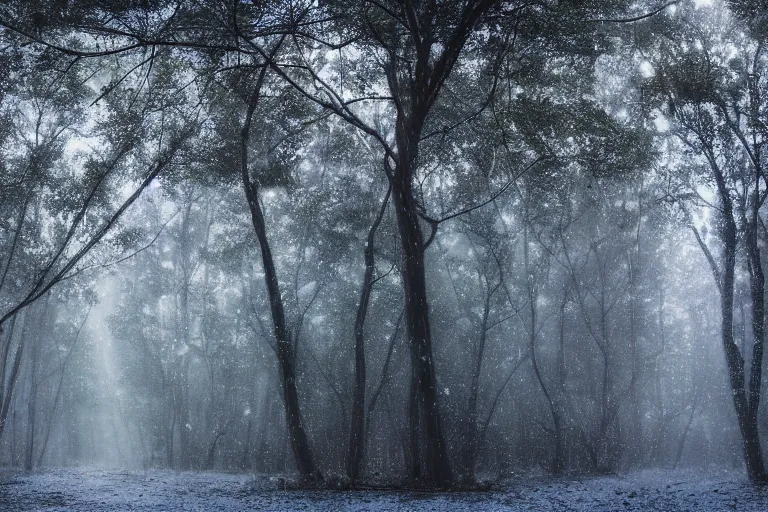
[0,0,767,487]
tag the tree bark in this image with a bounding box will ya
[24,329,39,471]
[364,310,403,469]
[719,221,765,481]
[0,313,19,442]
[706,158,766,482]
[391,180,452,485]
[524,222,563,474]
[460,295,489,482]
[744,170,765,481]
[240,70,319,480]
[348,185,391,482]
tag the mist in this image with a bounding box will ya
[1,0,768,510]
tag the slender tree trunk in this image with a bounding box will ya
[556,284,569,469]
[174,370,191,469]
[364,311,402,468]
[242,415,253,470]
[408,358,421,480]
[461,302,488,483]
[177,201,193,470]
[206,430,225,469]
[0,313,18,441]
[348,186,391,482]
[596,274,613,472]
[628,189,643,467]
[166,392,175,468]
[243,181,318,478]
[240,73,318,480]
[744,186,766,480]
[23,296,49,470]
[11,407,17,467]
[24,336,39,471]
[524,223,563,474]
[598,345,610,471]
[673,393,699,469]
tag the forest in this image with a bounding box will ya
[1,0,768,508]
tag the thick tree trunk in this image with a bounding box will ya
[391,182,452,486]
[703,151,768,482]
[367,0,500,486]
[720,212,765,482]
[721,245,765,481]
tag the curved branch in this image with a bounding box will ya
[587,1,680,23]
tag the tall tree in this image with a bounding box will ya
[648,2,768,481]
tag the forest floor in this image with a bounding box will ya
[0,467,767,511]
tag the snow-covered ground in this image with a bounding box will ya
[0,467,767,511]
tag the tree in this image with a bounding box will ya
[647,2,768,481]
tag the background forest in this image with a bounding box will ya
[0,0,767,488]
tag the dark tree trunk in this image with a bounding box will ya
[708,159,766,482]
[0,313,19,442]
[744,175,766,481]
[206,430,225,469]
[364,311,402,469]
[243,156,318,479]
[391,181,452,486]
[720,226,765,482]
[460,302,488,483]
[348,186,391,482]
[24,341,38,471]
[524,223,563,474]
[374,0,500,485]
[172,370,190,469]
[23,297,48,471]
[240,71,319,480]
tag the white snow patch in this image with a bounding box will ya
[0,468,765,511]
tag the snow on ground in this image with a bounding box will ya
[0,467,767,511]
